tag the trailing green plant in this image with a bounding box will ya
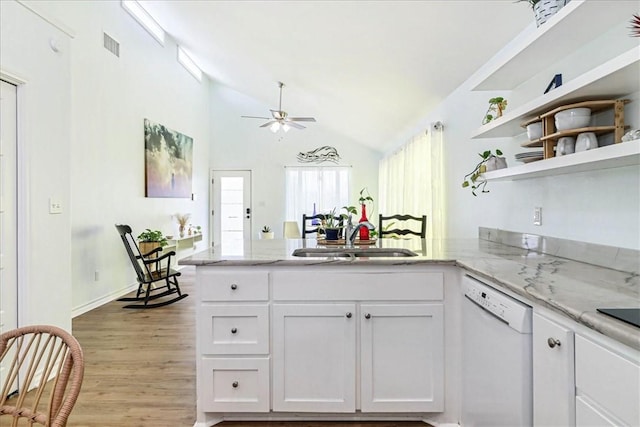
[137,229,168,247]
[461,149,503,196]
[262,225,271,233]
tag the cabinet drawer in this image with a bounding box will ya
[200,357,270,412]
[200,305,269,354]
[199,270,269,301]
[272,271,443,301]
[575,334,640,426]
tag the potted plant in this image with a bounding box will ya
[518,0,567,27]
[482,97,508,125]
[261,225,274,240]
[137,229,169,263]
[343,187,377,240]
[461,149,506,196]
[321,208,343,240]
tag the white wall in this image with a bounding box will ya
[1,1,72,330]
[390,14,640,250]
[16,0,212,315]
[210,83,381,238]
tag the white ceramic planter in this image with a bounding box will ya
[261,232,275,240]
[534,0,567,27]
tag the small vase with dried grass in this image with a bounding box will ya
[175,213,191,238]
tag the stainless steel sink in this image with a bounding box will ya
[292,247,418,258]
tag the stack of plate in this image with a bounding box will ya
[515,151,544,163]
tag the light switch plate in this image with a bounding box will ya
[49,198,62,214]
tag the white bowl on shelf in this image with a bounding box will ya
[526,122,543,140]
[555,107,591,131]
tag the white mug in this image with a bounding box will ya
[575,132,598,152]
[556,137,575,156]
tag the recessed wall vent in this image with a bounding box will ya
[103,32,120,57]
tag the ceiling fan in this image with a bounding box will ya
[241,81,316,133]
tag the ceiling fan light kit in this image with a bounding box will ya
[242,81,316,133]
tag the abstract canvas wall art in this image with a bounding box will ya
[144,118,193,198]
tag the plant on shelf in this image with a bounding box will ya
[517,0,567,27]
[261,225,274,239]
[137,229,169,247]
[482,97,508,125]
[461,149,504,196]
[175,213,191,237]
[262,225,271,233]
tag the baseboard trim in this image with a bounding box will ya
[72,283,137,318]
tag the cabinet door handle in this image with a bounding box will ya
[346,312,352,318]
[547,337,561,348]
[230,284,238,290]
[364,313,371,319]
[232,381,239,388]
[231,327,238,334]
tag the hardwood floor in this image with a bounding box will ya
[69,267,430,427]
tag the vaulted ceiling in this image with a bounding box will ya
[140,1,534,152]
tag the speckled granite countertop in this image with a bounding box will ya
[180,232,640,351]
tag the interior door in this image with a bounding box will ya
[211,170,252,252]
[0,79,18,335]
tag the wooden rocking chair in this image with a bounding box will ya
[115,224,188,309]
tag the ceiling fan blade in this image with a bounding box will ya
[288,117,316,122]
[260,120,277,128]
[286,121,306,130]
[241,115,271,120]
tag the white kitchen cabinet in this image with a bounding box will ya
[575,334,640,427]
[271,269,445,414]
[360,303,444,412]
[272,303,357,412]
[532,312,575,426]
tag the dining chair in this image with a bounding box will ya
[378,214,427,238]
[1,325,84,427]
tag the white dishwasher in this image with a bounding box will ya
[461,274,533,426]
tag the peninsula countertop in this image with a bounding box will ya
[180,237,640,351]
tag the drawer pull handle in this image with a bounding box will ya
[230,284,238,290]
[364,313,371,319]
[231,328,238,334]
[232,381,239,388]
[346,312,352,318]
[547,337,561,348]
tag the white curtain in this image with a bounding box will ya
[378,128,446,239]
[285,166,351,229]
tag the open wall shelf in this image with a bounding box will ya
[482,139,640,181]
[471,48,639,140]
[470,1,639,91]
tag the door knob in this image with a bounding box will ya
[346,312,352,318]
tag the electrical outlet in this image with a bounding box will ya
[533,207,542,226]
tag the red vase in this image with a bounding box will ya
[359,204,370,241]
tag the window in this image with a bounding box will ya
[285,166,351,229]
